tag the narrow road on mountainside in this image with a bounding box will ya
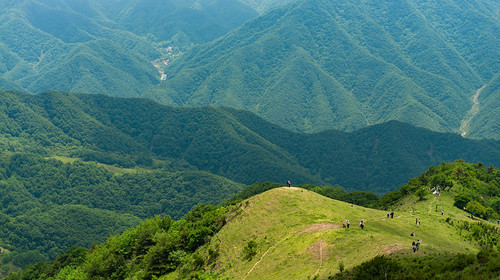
[459,85,486,137]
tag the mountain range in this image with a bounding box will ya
[152,0,499,138]
[0,0,497,139]
[0,0,257,96]
[2,90,499,194]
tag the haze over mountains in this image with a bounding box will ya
[154,0,499,138]
[0,0,498,139]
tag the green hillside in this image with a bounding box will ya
[7,162,498,279]
[1,90,500,193]
[0,152,243,274]
[151,0,499,139]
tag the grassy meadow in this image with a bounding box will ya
[206,187,492,279]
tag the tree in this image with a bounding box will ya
[454,193,472,209]
[466,201,487,219]
[415,188,428,201]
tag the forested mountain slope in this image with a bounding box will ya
[0,0,256,97]
[152,0,499,139]
[0,152,243,271]
[114,0,258,45]
[238,0,295,13]
[2,90,499,194]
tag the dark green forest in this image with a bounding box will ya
[2,90,499,194]
[0,153,243,271]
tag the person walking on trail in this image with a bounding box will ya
[287,181,291,187]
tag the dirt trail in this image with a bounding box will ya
[459,85,486,137]
[313,239,324,277]
[243,236,290,280]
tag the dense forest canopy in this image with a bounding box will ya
[1,90,499,194]
[0,0,498,139]
[150,0,499,139]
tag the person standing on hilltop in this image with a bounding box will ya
[287,180,291,187]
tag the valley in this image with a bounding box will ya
[0,0,498,279]
[460,85,485,137]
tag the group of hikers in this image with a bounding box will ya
[412,240,421,252]
[285,180,431,253]
[342,220,366,229]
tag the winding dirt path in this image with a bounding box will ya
[460,85,486,137]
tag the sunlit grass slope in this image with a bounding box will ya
[208,187,484,279]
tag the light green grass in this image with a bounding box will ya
[47,156,147,174]
[207,187,484,280]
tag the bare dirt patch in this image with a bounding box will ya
[278,186,301,191]
[307,240,325,261]
[379,243,405,255]
[301,223,342,233]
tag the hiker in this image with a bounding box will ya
[416,218,418,225]
[347,220,350,228]
[287,180,291,187]
[343,222,346,228]
[360,221,364,229]
[410,232,414,236]
[412,241,416,253]
[387,213,390,218]
[441,210,444,216]
[390,211,394,218]
[416,240,421,251]
[418,219,421,225]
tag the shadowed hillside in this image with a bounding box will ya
[1,90,499,193]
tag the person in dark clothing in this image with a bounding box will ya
[287,181,291,187]
[360,221,364,229]
[412,241,416,253]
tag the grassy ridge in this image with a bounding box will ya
[209,187,484,279]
